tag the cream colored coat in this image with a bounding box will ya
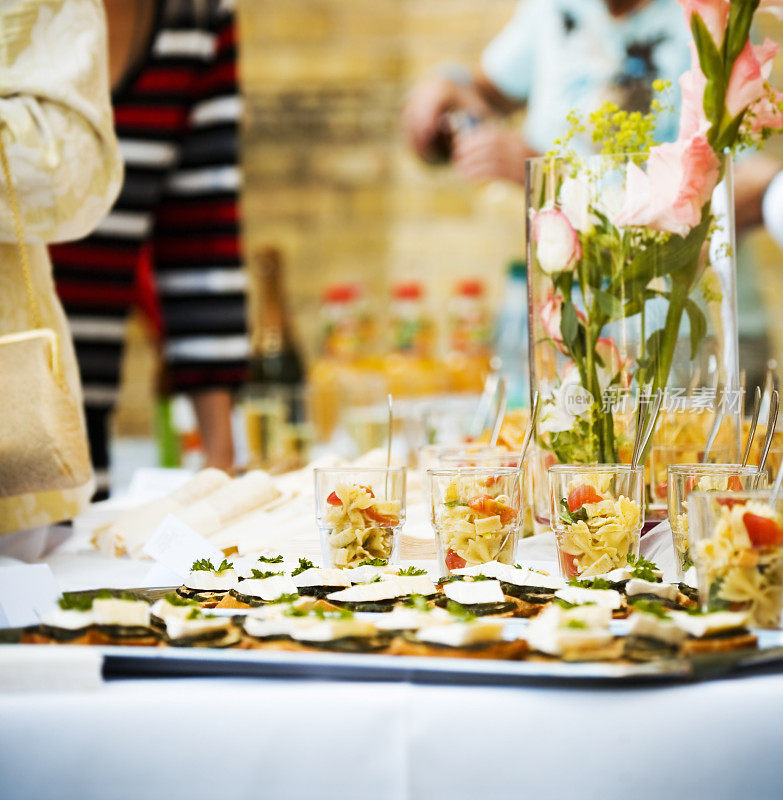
[0,0,122,533]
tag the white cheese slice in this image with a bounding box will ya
[243,616,297,639]
[150,598,196,621]
[444,580,505,605]
[40,607,94,630]
[669,610,750,638]
[291,568,351,589]
[327,581,403,603]
[345,565,386,583]
[237,575,298,600]
[165,614,230,640]
[593,566,634,583]
[415,621,505,648]
[525,605,613,657]
[505,568,565,590]
[627,611,687,646]
[182,569,238,591]
[625,579,679,602]
[290,618,376,642]
[555,586,623,610]
[365,606,451,631]
[92,598,151,628]
[386,575,437,596]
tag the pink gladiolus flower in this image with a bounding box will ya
[678,44,708,140]
[614,134,720,238]
[726,38,779,119]
[676,0,729,46]
[759,0,783,20]
[532,208,582,275]
[747,88,783,134]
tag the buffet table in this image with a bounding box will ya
[2,519,783,800]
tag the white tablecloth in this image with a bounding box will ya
[2,672,782,799]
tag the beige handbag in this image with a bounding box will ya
[0,134,92,498]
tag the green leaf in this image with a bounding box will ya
[684,299,708,360]
[691,14,725,126]
[191,558,215,572]
[707,578,730,612]
[627,553,661,582]
[629,599,671,619]
[595,289,625,319]
[398,566,427,576]
[257,554,284,564]
[560,301,579,348]
[291,557,315,576]
[249,569,284,580]
[725,0,760,65]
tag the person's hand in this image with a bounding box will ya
[402,76,462,160]
[452,125,531,186]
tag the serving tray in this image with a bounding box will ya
[86,627,783,686]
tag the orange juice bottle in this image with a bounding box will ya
[444,279,492,393]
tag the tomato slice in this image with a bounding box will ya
[567,485,603,512]
[743,512,783,547]
[684,476,699,495]
[326,491,342,506]
[445,549,466,571]
[467,495,517,525]
[655,480,668,499]
[365,506,399,527]
[727,475,743,492]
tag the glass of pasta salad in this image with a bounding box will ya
[427,467,523,574]
[688,490,783,628]
[668,465,765,578]
[315,467,406,568]
[549,464,644,579]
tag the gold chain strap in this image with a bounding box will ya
[0,129,42,330]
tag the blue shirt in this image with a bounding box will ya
[481,0,692,153]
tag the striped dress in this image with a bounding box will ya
[50,0,248,495]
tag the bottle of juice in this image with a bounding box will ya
[445,279,492,393]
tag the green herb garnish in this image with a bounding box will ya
[258,554,284,564]
[630,599,671,619]
[357,558,388,567]
[627,554,660,582]
[398,566,427,576]
[313,606,353,620]
[568,577,611,590]
[163,593,198,607]
[706,579,730,612]
[444,500,468,508]
[562,619,588,629]
[445,600,476,622]
[405,594,430,612]
[57,592,94,612]
[186,608,202,620]
[559,499,588,526]
[270,592,299,605]
[291,557,315,576]
[438,575,465,584]
[191,558,216,572]
[215,559,233,574]
[249,569,284,580]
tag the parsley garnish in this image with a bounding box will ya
[269,592,299,605]
[313,606,353,620]
[559,499,588,526]
[357,558,388,567]
[438,575,465,584]
[58,592,94,612]
[291,557,315,576]
[186,608,202,620]
[405,594,430,612]
[630,599,671,619]
[446,600,476,622]
[568,577,611,590]
[398,566,426,576]
[163,593,198,607]
[250,569,284,580]
[707,579,730,612]
[258,554,284,564]
[444,500,468,508]
[555,598,578,610]
[627,554,660,582]
[191,558,215,572]
[562,619,588,629]
[215,559,233,574]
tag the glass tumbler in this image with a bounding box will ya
[688,489,783,628]
[549,464,644,579]
[427,467,523,576]
[314,467,406,568]
[668,464,765,578]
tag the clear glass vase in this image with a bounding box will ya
[526,153,740,529]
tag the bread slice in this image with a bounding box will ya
[386,637,528,660]
[680,632,758,657]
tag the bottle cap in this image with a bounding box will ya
[508,260,527,279]
[323,283,359,303]
[456,279,484,298]
[393,281,423,300]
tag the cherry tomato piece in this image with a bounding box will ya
[467,495,517,525]
[727,475,743,492]
[743,512,783,547]
[445,549,466,571]
[326,491,342,506]
[567,485,603,513]
[365,507,399,527]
